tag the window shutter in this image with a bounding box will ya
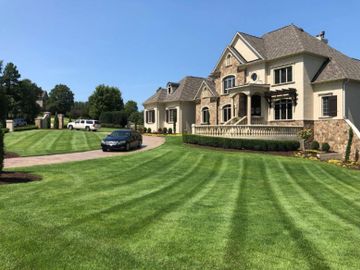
[146,111,148,123]
[165,110,168,123]
[328,96,337,117]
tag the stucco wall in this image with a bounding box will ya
[180,101,196,133]
[345,81,360,130]
[312,81,344,120]
[303,54,327,120]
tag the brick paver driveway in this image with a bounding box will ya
[4,136,165,168]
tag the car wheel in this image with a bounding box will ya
[68,125,73,130]
[102,148,107,152]
[85,126,90,131]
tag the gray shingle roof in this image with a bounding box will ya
[238,24,360,83]
[143,76,207,105]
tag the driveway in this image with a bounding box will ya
[4,136,165,169]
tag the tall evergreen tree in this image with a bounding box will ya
[1,63,21,118]
[0,124,4,175]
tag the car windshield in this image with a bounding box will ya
[110,131,131,137]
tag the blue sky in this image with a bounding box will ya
[1,0,360,108]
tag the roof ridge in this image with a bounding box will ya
[238,31,262,40]
[262,23,297,37]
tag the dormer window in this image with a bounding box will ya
[168,85,172,94]
[223,75,235,94]
[226,54,231,66]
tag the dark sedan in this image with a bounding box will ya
[101,129,142,152]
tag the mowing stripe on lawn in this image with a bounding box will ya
[263,160,331,270]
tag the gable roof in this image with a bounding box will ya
[226,24,360,83]
[194,79,217,100]
[143,76,207,105]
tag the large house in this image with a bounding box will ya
[143,76,206,133]
[144,24,360,157]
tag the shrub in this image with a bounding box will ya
[147,127,151,133]
[355,149,359,163]
[345,128,354,162]
[53,113,59,129]
[45,116,51,129]
[0,125,3,175]
[298,129,313,142]
[99,111,128,127]
[168,128,173,134]
[321,143,330,152]
[310,140,320,150]
[1,128,9,134]
[158,128,163,134]
[183,134,300,152]
[14,125,38,132]
[163,127,167,134]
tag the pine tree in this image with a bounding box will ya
[54,113,59,129]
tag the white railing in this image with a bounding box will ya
[192,124,302,140]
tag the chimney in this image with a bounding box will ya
[316,31,328,44]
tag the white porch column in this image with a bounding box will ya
[231,96,235,117]
[247,94,252,125]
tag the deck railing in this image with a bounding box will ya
[192,124,302,140]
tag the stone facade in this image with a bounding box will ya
[314,119,360,160]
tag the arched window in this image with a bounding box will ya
[222,104,232,122]
[226,54,231,66]
[223,75,235,94]
[251,95,261,116]
[202,107,210,124]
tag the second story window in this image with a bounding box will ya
[274,66,293,84]
[146,110,155,123]
[223,75,235,94]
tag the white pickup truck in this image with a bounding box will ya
[67,119,101,131]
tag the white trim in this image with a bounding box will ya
[221,104,232,122]
[235,33,264,60]
[212,46,245,73]
[221,74,236,95]
[345,119,360,140]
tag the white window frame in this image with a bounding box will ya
[222,75,236,95]
[273,66,293,85]
[222,104,232,123]
[201,107,210,124]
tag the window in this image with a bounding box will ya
[222,105,232,122]
[274,66,293,84]
[274,99,293,120]
[226,54,231,66]
[81,120,85,124]
[86,120,93,124]
[165,109,177,123]
[251,73,258,81]
[251,95,261,116]
[223,76,235,94]
[322,96,337,117]
[168,85,172,94]
[202,107,210,124]
[146,110,155,123]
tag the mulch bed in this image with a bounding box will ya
[5,152,20,159]
[0,172,42,185]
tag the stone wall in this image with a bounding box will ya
[314,119,360,160]
[196,99,217,125]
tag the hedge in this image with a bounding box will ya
[99,111,128,127]
[182,134,300,152]
[14,125,38,132]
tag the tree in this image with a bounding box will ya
[69,101,90,119]
[0,124,3,175]
[124,100,138,116]
[17,79,42,122]
[47,84,74,114]
[1,62,21,119]
[53,112,59,129]
[88,85,124,119]
[0,61,6,124]
[128,111,143,130]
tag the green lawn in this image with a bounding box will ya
[4,129,110,156]
[1,137,360,269]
